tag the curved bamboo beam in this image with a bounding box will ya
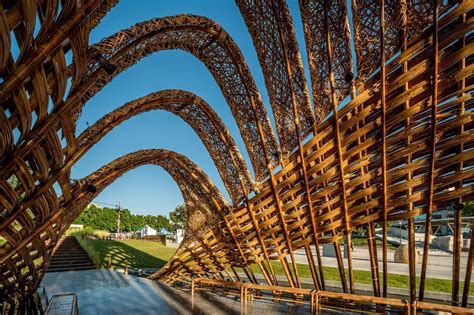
[61,149,252,281]
[0,149,248,299]
[0,14,279,190]
[0,89,252,245]
[70,14,280,181]
[76,89,253,205]
[62,149,227,235]
[237,0,314,157]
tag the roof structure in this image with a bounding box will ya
[0,0,473,312]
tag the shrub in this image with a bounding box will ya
[73,233,103,268]
[84,227,95,237]
[93,230,110,240]
[65,227,109,239]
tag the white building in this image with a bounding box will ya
[175,228,184,244]
[137,225,157,238]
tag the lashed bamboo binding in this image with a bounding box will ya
[0,0,473,311]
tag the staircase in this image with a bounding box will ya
[46,236,96,272]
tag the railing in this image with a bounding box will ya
[191,278,474,314]
[37,286,49,314]
[105,256,129,275]
[45,293,79,315]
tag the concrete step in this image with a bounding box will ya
[49,261,96,267]
[48,265,96,271]
[50,255,91,261]
[49,260,94,266]
[53,251,88,258]
[46,265,96,273]
[51,253,90,258]
[46,236,96,273]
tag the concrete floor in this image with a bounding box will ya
[40,270,473,314]
[41,270,318,314]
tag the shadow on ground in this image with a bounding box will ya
[88,240,173,269]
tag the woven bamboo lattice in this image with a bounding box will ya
[0,0,473,312]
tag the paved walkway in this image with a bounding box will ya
[293,246,469,280]
[41,270,316,314]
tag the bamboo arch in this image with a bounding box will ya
[62,149,228,242]
[2,148,246,300]
[75,89,254,205]
[237,0,315,156]
[69,14,281,181]
[61,149,256,284]
[0,88,252,269]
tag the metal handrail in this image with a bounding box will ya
[45,293,79,315]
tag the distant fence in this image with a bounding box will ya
[139,235,166,245]
[109,233,167,245]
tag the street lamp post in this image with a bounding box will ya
[399,220,402,244]
[116,203,122,234]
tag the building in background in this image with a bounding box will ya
[175,228,184,244]
[137,225,157,238]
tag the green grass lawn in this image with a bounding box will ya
[75,237,473,296]
[76,237,176,269]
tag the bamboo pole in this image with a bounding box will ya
[270,0,322,290]
[397,0,418,303]
[322,0,354,293]
[419,1,438,301]
[462,221,474,307]
[310,128,348,292]
[214,112,279,285]
[199,88,279,285]
[379,0,389,298]
[346,0,381,297]
[459,8,470,310]
[223,28,302,289]
[452,203,463,306]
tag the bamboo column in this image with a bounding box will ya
[347,0,381,297]
[462,221,474,307]
[460,7,471,308]
[223,30,302,289]
[322,0,354,293]
[380,0,389,298]
[419,1,439,301]
[270,0,322,290]
[452,203,463,306]
[396,0,418,303]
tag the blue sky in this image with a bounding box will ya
[71,0,313,217]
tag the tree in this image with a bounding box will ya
[73,204,173,233]
[170,204,187,229]
[464,201,474,217]
[156,215,173,232]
